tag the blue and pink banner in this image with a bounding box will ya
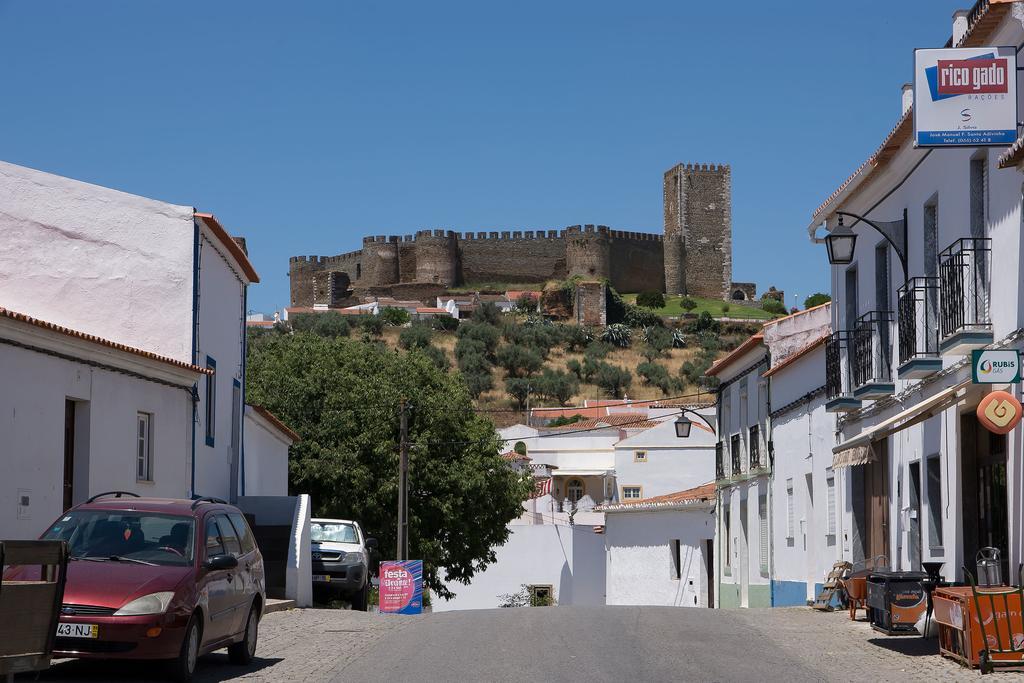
[379,560,423,614]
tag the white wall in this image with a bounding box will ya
[435,523,606,611]
[0,343,192,539]
[613,418,717,499]
[243,408,291,497]
[0,161,195,363]
[194,229,247,501]
[605,508,713,607]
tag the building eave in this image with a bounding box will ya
[195,212,260,284]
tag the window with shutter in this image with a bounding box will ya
[826,471,837,543]
[758,492,769,575]
[786,479,795,539]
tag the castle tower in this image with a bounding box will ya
[289,256,325,308]
[414,229,459,286]
[361,236,400,287]
[663,163,732,299]
[565,225,611,281]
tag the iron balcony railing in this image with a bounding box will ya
[730,434,742,476]
[853,310,894,389]
[749,425,760,469]
[897,277,940,365]
[939,237,992,340]
[826,331,857,399]
[715,442,725,480]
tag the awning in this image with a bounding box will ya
[832,380,969,468]
[550,469,613,477]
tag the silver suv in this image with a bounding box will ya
[309,518,377,610]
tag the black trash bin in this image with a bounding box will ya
[866,570,928,635]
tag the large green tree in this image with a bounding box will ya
[246,332,532,599]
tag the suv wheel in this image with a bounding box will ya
[228,603,259,664]
[351,581,369,611]
[170,615,201,682]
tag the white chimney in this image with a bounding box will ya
[952,9,970,47]
[901,83,913,115]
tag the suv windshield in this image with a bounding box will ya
[42,510,195,567]
[311,522,358,544]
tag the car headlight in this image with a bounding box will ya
[346,551,367,564]
[114,591,176,616]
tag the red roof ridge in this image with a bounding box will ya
[705,333,764,378]
[614,482,717,507]
[247,404,301,443]
[0,306,211,375]
[194,212,260,283]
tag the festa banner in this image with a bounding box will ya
[378,560,423,614]
[913,46,1018,147]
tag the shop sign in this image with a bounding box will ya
[913,47,1018,147]
[976,391,1023,435]
[971,349,1021,383]
[378,560,423,614]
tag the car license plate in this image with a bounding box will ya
[312,574,331,582]
[57,623,99,639]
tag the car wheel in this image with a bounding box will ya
[351,580,369,611]
[169,615,201,682]
[228,603,259,665]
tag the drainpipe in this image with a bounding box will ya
[239,283,248,498]
[190,219,201,498]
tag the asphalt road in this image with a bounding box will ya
[340,606,821,682]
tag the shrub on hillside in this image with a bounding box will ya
[566,359,583,380]
[533,368,579,406]
[505,322,559,358]
[360,315,385,337]
[462,368,494,398]
[380,307,411,327]
[547,414,583,427]
[637,361,677,396]
[687,311,720,335]
[721,303,730,313]
[290,312,352,338]
[624,305,664,329]
[680,297,698,312]
[514,293,539,314]
[399,323,434,350]
[564,325,595,352]
[472,302,504,326]
[583,341,613,359]
[418,344,450,371]
[601,323,632,348]
[636,291,666,310]
[457,321,501,356]
[495,344,544,378]
[762,298,787,315]
[671,328,687,349]
[431,314,460,332]
[505,377,533,410]
[680,349,719,389]
[641,326,674,361]
[594,363,632,398]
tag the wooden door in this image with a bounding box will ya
[864,440,890,564]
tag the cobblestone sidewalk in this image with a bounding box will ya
[27,608,414,683]
[734,607,1019,681]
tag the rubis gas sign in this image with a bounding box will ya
[976,391,1023,435]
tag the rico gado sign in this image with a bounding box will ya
[378,560,423,614]
[972,349,1021,384]
[913,47,1018,147]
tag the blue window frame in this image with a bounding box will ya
[205,356,216,447]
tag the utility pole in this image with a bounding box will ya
[396,399,410,561]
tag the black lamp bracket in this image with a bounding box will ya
[835,209,908,278]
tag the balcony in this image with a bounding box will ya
[897,277,942,379]
[826,331,862,412]
[715,442,725,480]
[939,237,992,354]
[852,310,895,399]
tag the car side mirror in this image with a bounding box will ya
[204,554,238,571]
[364,537,378,551]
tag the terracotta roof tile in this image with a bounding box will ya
[763,333,829,378]
[600,482,717,512]
[501,450,532,462]
[248,404,301,443]
[194,212,260,283]
[705,333,764,378]
[0,306,211,375]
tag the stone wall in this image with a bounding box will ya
[457,230,568,284]
[729,282,757,301]
[575,281,607,327]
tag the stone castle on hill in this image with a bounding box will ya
[289,163,757,307]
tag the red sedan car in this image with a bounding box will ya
[27,493,266,681]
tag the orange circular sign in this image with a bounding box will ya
[976,390,1023,435]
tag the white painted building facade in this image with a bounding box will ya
[808,3,1024,584]
[0,160,269,538]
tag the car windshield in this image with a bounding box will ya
[311,522,358,544]
[42,510,195,567]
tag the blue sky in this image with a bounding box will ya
[0,1,966,312]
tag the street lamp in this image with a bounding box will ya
[822,210,908,278]
[825,215,857,265]
[674,409,716,438]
